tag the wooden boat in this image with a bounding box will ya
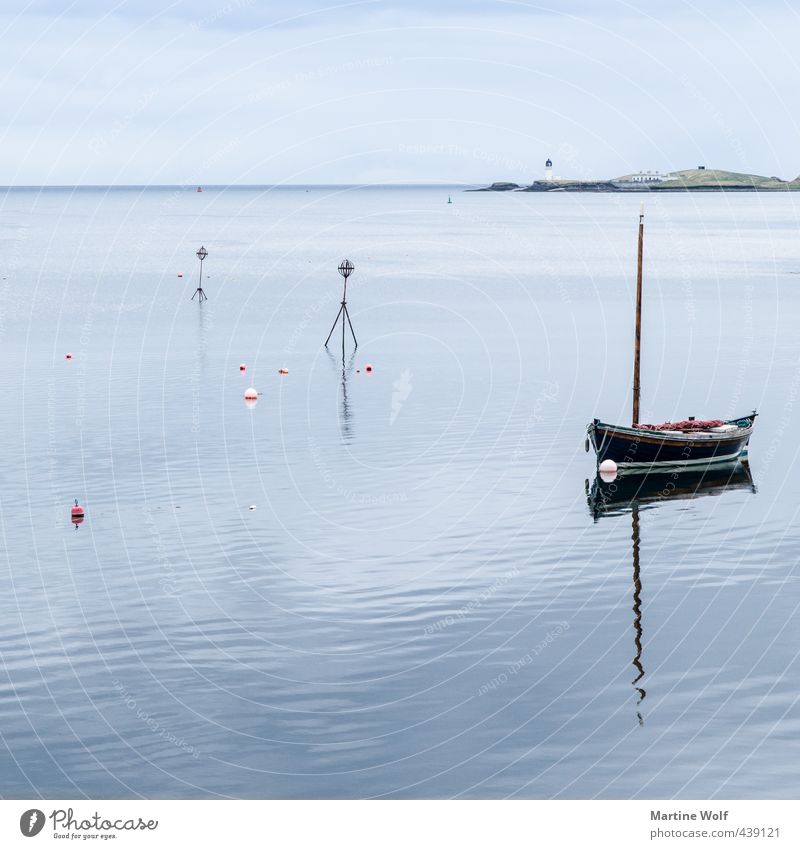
[587,208,756,471]
[588,415,756,470]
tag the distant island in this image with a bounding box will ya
[471,163,800,193]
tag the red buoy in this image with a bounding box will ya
[177,272,184,278]
[65,352,73,360]
[71,500,85,527]
[239,363,246,372]
[365,363,373,373]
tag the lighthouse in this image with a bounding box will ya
[545,158,553,182]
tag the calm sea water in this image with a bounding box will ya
[1,185,800,799]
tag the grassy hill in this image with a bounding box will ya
[663,168,773,187]
[476,168,800,194]
[616,168,800,190]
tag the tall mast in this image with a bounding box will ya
[632,206,644,426]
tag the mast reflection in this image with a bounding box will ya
[586,461,756,724]
[327,348,356,440]
[631,506,645,725]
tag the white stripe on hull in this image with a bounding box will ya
[614,449,747,474]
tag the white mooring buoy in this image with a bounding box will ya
[598,459,618,482]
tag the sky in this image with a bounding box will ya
[1,0,798,184]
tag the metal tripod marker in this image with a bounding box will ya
[324,259,357,353]
[192,245,208,301]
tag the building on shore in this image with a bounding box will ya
[544,158,553,181]
[617,170,674,184]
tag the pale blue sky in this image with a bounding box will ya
[1,0,798,184]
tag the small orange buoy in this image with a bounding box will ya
[239,363,246,372]
[365,363,373,373]
[278,368,289,375]
[65,352,73,360]
[244,387,258,400]
[71,500,85,527]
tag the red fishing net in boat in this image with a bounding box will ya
[635,420,727,432]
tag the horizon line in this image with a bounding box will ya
[0,181,482,190]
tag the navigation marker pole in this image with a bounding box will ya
[192,245,208,302]
[324,259,357,354]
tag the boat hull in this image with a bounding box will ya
[588,415,755,470]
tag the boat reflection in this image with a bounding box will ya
[587,461,756,521]
[585,460,756,724]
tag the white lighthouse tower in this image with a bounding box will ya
[544,158,553,182]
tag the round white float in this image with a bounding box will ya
[599,459,618,482]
